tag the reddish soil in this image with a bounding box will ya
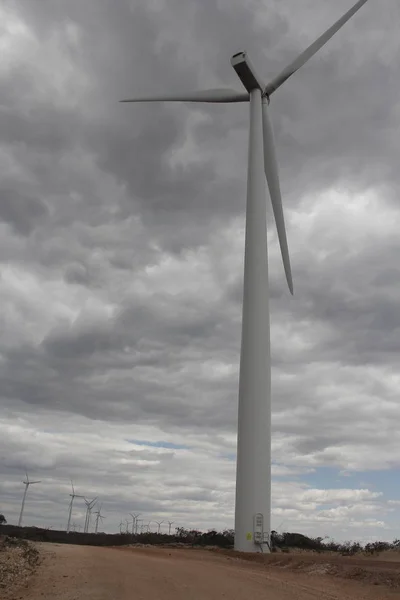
[8,543,400,599]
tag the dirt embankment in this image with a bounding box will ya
[0,536,40,599]
[14,542,400,600]
[212,547,400,590]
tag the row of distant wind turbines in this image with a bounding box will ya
[18,473,105,533]
[118,515,176,536]
[66,480,104,534]
[17,473,176,535]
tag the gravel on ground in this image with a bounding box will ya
[0,536,40,599]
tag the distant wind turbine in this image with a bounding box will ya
[18,472,41,527]
[94,505,106,534]
[129,513,140,534]
[120,0,370,552]
[83,497,97,533]
[135,519,143,534]
[66,480,85,534]
[154,520,164,534]
[168,521,175,535]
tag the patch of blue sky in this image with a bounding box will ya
[302,466,400,501]
[218,452,236,461]
[125,439,190,450]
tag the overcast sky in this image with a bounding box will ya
[1,0,400,542]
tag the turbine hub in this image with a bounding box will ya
[262,92,271,105]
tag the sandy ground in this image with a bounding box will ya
[8,543,400,600]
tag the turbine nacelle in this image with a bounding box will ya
[230,52,265,95]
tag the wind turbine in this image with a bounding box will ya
[154,520,164,534]
[121,0,370,552]
[129,513,140,534]
[135,519,143,534]
[168,521,175,535]
[18,472,41,527]
[66,480,85,534]
[83,497,97,533]
[94,505,106,534]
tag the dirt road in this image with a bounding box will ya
[12,543,400,600]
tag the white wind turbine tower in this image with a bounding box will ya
[129,513,140,534]
[18,472,41,527]
[94,505,106,534]
[135,519,143,534]
[66,480,85,534]
[83,497,97,533]
[154,520,164,534]
[168,521,174,535]
[121,0,370,553]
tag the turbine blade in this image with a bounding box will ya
[262,101,293,294]
[265,0,370,95]
[120,88,249,104]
